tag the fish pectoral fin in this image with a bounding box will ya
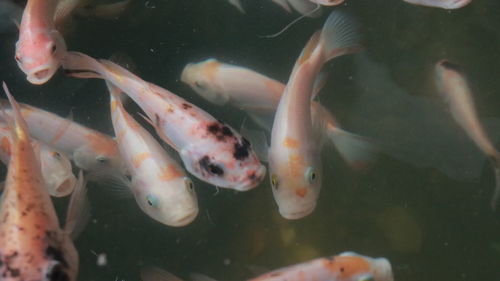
[327,126,378,170]
[240,118,269,162]
[64,170,91,241]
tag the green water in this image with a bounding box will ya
[1,0,500,280]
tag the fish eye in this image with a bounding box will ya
[47,264,69,281]
[51,151,62,160]
[184,177,194,191]
[96,156,109,165]
[271,174,279,189]
[146,194,158,207]
[51,44,57,54]
[305,167,316,184]
[14,54,21,62]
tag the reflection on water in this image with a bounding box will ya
[1,0,500,281]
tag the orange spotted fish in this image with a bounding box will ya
[269,10,363,219]
[247,252,393,281]
[61,52,266,191]
[435,60,500,209]
[0,82,88,281]
[0,99,127,183]
[108,82,198,226]
[0,122,76,197]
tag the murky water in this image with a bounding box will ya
[1,0,500,280]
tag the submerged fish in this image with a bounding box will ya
[181,59,376,169]
[269,10,362,219]
[248,252,393,281]
[108,82,198,227]
[403,0,471,9]
[0,82,89,281]
[62,52,266,191]
[0,123,76,197]
[0,99,127,183]
[435,59,500,209]
[15,0,67,84]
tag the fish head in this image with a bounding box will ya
[180,58,229,105]
[269,146,322,219]
[15,29,67,85]
[133,176,199,226]
[73,142,128,182]
[180,129,266,191]
[39,146,76,197]
[335,252,394,281]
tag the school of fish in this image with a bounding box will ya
[0,0,489,280]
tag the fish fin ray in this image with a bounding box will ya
[65,170,91,240]
[327,126,378,170]
[240,118,269,162]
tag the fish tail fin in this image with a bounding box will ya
[62,51,105,79]
[1,82,29,142]
[319,10,363,64]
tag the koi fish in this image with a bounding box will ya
[14,0,67,84]
[181,59,376,169]
[403,0,471,9]
[0,122,76,197]
[268,10,362,219]
[435,60,500,209]
[139,252,393,281]
[0,82,89,281]
[108,82,198,226]
[61,52,266,191]
[247,252,393,281]
[0,99,127,183]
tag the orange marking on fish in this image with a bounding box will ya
[158,164,183,181]
[324,256,371,279]
[85,133,119,156]
[116,128,127,140]
[165,104,174,113]
[0,137,11,156]
[202,60,221,81]
[283,137,300,148]
[265,79,285,98]
[132,152,151,168]
[110,100,118,112]
[295,187,308,198]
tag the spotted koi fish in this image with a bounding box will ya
[0,122,76,197]
[435,60,500,209]
[0,99,127,183]
[181,59,376,169]
[0,82,89,281]
[268,10,363,219]
[61,52,266,191]
[108,82,198,226]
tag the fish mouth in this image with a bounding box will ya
[168,209,199,227]
[54,176,76,197]
[27,68,54,85]
[279,203,316,220]
[234,165,267,192]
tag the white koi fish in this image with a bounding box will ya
[15,0,67,84]
[139,252,393,281]
[0,99,127,183]
[61,52,266,191]
[403,0,471,9]
[108,82,198,226]
[269,10,362,219]
[181,59,376,169]
[435,60,500,209]
[0,82,89,281]
[0,123,76,197]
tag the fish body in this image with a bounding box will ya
[248,252,393,281]
[62,52,266,191]
[0,100,126,182]
[403,0,471,9]
[15,0,67,84]
[0,123,76,197]
[0,83,79,281]
[435,60,500,208]
[108,83,198,226]
[268,10,362,219]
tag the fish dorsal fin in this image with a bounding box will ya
[2,82,29,142]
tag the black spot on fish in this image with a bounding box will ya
[182,103,192,110]
[47,264,69,281]
[199,156,224,176]
[45,246,68,267]
[9,268,19,277]
[207,122,233,141]
[440,60,464,73]
[154,114,160,127]
[233,137,250,160]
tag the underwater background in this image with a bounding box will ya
[2,0,500,280]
